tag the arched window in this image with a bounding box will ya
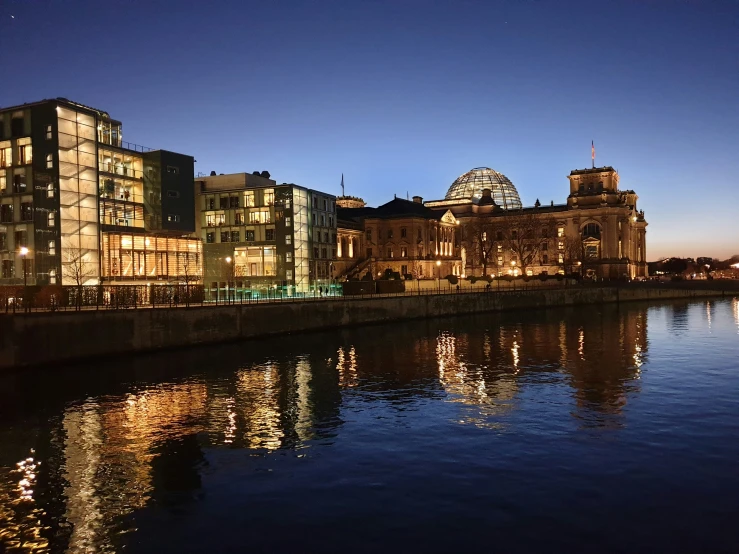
[582,223,601,239]
[46,153,53,169]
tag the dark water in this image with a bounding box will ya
[1,298,738,553]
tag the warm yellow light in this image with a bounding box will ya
[577,261,582,266]
[632,216,637,222]
[510,260,516,266]
[225,256,232,263]
[19,247,29,256]
[436,260,441,266]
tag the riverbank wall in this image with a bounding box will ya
[0,286,734,369]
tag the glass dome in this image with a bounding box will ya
[445,167,522,209]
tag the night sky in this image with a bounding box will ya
[2,0,737,260]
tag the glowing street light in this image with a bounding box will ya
[20,247,29,312]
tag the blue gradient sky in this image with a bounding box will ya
[2,0,737,260]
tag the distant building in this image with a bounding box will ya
[194,172,336,298]
[0,98,200,286]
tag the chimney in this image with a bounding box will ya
[412,195,423,204]
[210,170,217,176]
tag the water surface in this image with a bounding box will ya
[1,298,738,553]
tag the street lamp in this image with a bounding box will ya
[436,259,441,293]
[20,247,29,312]
[225,256,232,303]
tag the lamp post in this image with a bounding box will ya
[436,259,441,293]
[20,247,29,311]
[225,256,232,303]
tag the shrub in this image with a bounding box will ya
[469,276,478,284]
[446,275,458,285]
[555,273,564,281]
[538,273,548,281]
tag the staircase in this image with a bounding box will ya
[339,257,372,281]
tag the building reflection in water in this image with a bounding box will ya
[434,304,649,430]
[0,303,655,551]
[733,297,739,334]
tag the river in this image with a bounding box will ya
[1,298,738,553]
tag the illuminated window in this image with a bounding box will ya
[206,232,215,243]
[264,190,275,206]
[558,253,564,264]
[217,214,225,225]
[167,214,180,223]
[286,252,293,263]
[206,214,214,227]
[482,231,487,242]
[388,248,394,258]
[286,216,291,227]
[244,192,255,207]
[46,183,54,198]
[46,153,53,169]
[46,125,53,140]
[166,166,179,174]
[48,240,56,255]
[557,227,564,238]
[286,270,293,280]
[246,230,255,241]
[558,241,564,250]
[0,176,5,194]
[234,213,243,225]
[401,246,408,257]
[0,141,11,168]
[0,232,5,250]
[49,268,56,284]
[498,256,503,265]
[48,212,55,227]
[17,137,32,165]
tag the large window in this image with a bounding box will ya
[0,176,5,194]
[0,204,13,223]
[263,190,274,206]
[13,170,27,193]
[233,246,276,277]
[0,141,11,168]
[100,233,202,281]
[17,138,32,165]
[20,202,32,221]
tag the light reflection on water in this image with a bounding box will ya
[0,298,738,553]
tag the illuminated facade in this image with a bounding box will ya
[336,196,462,280]
[0,98,200,286]
[194,172,336,297]
[425,165,648,280]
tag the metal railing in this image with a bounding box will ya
[0,279,736,315]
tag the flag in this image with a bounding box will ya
[591,141,595,161]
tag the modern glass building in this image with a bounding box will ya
[0,98,201,286]
[194,172,336,298]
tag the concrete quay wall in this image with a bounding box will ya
[0,286,730,370]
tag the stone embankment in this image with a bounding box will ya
[0,285,734,369]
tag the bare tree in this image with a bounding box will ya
[62,249,97,310]
[502,212,556,276]
[557,235,585,276]
[181,252,201,306]
[463,215,503,277]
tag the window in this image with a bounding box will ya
[321,247,328,259]
[285,216,291,227]
[323,199,327,210]
[542,254,548,264]
[314,247,320,258]
[618,239,623,258]
[167,214,180,223]
[46,125,53,140]
[264,190,275,206]
[20,202,32,221]
[206,232,215,243]
[387,230,393,239]
[286,270,293,280]
[558,253,564,264]
[48,240,56,255]
[15,230,27,247]
[235,212,243,225]
[220,197,228,209]
[244,192,255,207]
[401,264,408,275]
[498,256,503,266]
[11,113,24,137]
[0,233,6,250]
[585,245,599,259]
[312,213,316,225]
[246,230,255,241]
[206,214,215,227]
[231,230,240,242]
[366,229,372,241]
[557,227,564,238]
[541,228,549,238]
[166,166,179,174]
[229,196,239,208]
[46,153,53,169]
[48,212,55,227]
[0,141,11,168]
[266,229,275,241]
[541,242,548,251]
[558,241,564,250]
[286,252,293,263]
[13,171,27,193]
[2,260,13,278]
[221,231,230,242]
[167,190,180,198]
[1,204,13,223]
[401,246,408,257]
[511,230,518,240]
[217,214,225,226]
[329,216,333,227]
[367,248,373,257]
[324,232,329,242]
[0,176,5,194]
[49,269,56,284]
[388,248,394,258]
[17,138,32,165]
[497,244,502,253]
[582,223,601,239]
[46,183,54,198]
[496,231,503,241]
[207,198,215,210]
[401,228,407,238]
[321,214,326,227]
